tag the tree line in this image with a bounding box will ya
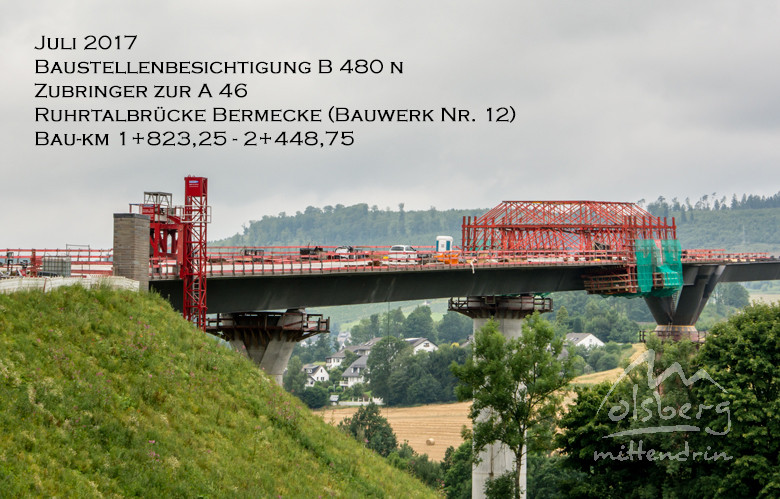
[644,191,780,216]
[214,203,484,248]
[285,281,751,408]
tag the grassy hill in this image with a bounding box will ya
[0,285,435,497]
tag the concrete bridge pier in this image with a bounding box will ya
[209,310,330,385]
[449,295,553,499]
[644,265,725,342]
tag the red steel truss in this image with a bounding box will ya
[462,201,677,256]
[182,177,208,329]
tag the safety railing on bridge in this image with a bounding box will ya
[5,246,773,281]
[1,248,114,278]
[680,249,772,263]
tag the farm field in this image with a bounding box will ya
[317,401,472,461]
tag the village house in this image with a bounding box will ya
[302,363,329,387]
[565,332,605,349]
[326,337,383,369]
[340,355,368,387]
[404,337,438,354]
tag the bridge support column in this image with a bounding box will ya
[644,265,725,342]
[208,309,330,385]
[449,295,553,499]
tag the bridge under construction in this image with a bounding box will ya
[3,176,778,341]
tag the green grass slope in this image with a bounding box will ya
[0,286,435,498]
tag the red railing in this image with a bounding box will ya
[148,245,638,279]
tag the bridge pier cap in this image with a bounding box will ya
[207,310,330,385]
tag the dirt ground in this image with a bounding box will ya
[315,343,647,462]
[316,401,472,461]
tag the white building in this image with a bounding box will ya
[326,338,384,370]
[325,348,352,370]
[340,355,368,387]
[302,364,329,387]
[565,333,605,349]
[352,337,383,356]
[404,337,438,354]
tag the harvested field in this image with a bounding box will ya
[316,402,472,461]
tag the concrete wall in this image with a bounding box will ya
[0,276,139,294]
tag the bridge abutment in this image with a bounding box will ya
[208,310,330,385]
[449,295,552,499]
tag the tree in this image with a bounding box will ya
[556,331,752,498]
[310,333,334,360]
[283,355,306,395]
[381,308,406,337]
[366,336,411,402]
[402,305,435,339]
[553,306,570,339]
[338,402,398,457]
[349,314,382,344]
[387,442,443,489]
[714,282,750,309]
[437,310,473,344]
[443,429,473,499]
[451,315,575,498]
[299,385,329,409]
[694,302,780,497]
[426,344,469,402]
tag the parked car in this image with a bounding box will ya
[386,245,418,264]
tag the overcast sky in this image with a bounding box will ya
[2,1,779,248]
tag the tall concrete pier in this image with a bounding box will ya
[449,294,553,499]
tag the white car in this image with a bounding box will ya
[386,245,418,264]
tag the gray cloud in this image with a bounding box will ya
[2,0,778,247]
